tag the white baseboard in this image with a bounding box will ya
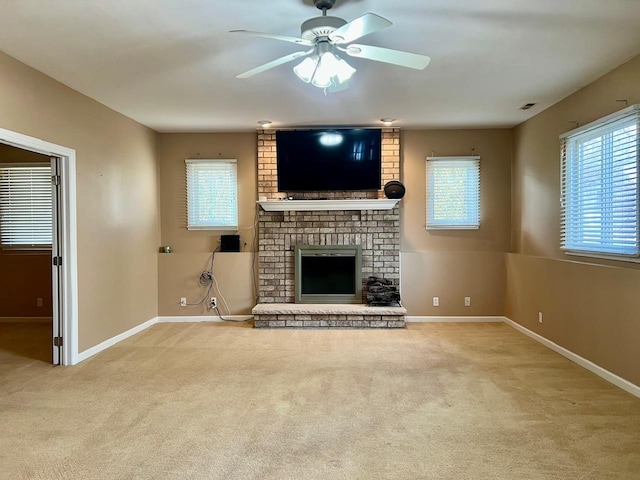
[77,317,159,363]
[76,315,254,362]
[405,315,638,397]
[503,317,640,399]
[405,316,505,323]
[157,315,253,323]
[0,317,52,323]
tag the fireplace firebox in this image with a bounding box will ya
[295,245,363,304]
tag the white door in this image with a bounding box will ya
[51,156,63,365]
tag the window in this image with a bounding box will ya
[185,159,238,230]
[560,105,639,259]
[426,156,480,229]
[0,163,52,248]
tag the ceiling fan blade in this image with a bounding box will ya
[344,44,431,70]
[230,30,313,46]
[236,50,312,79]
[329,13,392,44]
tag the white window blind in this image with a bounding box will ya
[560,105,639,258]
[0,163,52,247]
[426,156,480,229]
[185,159,238,230]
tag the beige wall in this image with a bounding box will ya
[400,129,512,315]
[506,254,640,386]
[509,54,640,385]
[157,133,257,316]
[0,51,160,351]
[401,251,505,316]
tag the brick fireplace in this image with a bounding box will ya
[252,128,406,328]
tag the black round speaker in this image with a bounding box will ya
[384,180,406,199]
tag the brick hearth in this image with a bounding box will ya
[253,304,407,328]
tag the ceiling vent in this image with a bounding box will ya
[519,103,537,110]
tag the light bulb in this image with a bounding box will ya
[293,56,318,83]
[311,52,334,88]
[334,57,356,83]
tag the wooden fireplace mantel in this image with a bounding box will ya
[257,199,400,212]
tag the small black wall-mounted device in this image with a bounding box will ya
[220,234,241,252]
[384,180,406,199]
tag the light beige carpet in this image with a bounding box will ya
[1,322,639,480]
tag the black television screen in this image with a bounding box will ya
[276,129,381,192]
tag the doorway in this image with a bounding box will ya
[0,144,54,362]
[0,128,78,365]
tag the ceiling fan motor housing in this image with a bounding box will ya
[314,0,337,10]
[301,16,347,42]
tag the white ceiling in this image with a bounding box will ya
[1,0,640,132]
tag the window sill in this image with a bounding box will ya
[187,226,238,231]
[426,226,479,230]
[565,250,640,264]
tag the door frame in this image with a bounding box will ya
[0,127,78,365]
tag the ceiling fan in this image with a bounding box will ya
[230,0,431,92]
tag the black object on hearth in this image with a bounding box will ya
[366,276,401,306]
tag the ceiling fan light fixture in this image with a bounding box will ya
[294,50,355,90]
[332,55,356,84]
[312,52,338,87]
[293,56,319,83]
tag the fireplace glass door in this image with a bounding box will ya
[295,245,363,304]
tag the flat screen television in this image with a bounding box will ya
[276,128,381,192]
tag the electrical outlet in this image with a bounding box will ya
[37,297,43,307]
[538,311,543,323]
[210,297,217,308]
[464,296,471,307]
[433,296,439,307]
[180,297,187,307]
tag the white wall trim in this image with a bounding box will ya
[158,315,253,323]
[74,315,254,363]
[77,317,159,363]
[405,315,639,397]
[503,317,640,399]
[405,316,505,323]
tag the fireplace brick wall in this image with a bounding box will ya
[258,209,400,303]
[257,128,401,305]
